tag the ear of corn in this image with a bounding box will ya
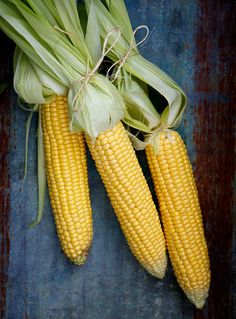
[86,122,167,278]
[146,131,210,308]
[41,96,93,264]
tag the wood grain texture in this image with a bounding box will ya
[194,0,236,318]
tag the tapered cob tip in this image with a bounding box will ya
[145,258,167,279]
[72,250,90,265]
[188,290,209,309]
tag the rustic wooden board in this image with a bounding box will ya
[0,1,235,318]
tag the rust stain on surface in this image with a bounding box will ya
[0,32,13,319]
[194,0,235,318]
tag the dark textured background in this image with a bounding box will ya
[0,0,235,318]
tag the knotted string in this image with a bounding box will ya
[70,28,121,113]
[107,25,149,82]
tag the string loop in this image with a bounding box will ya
[70,28,121,112]
[107,25,149,82]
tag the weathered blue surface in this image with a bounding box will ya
[3,0,234,318]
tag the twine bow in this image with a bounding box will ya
[107,25,150,82]
[70,28,121,112]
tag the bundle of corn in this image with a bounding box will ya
[87,0,211,308]
[0,0,167,278]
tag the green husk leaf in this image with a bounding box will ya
[171,111,185,129]
[105,0,135,45]
[23,0,58,25]
[85,0,102,63]
[84,0,129,53]
[125,54,186,128]
[14,46,64,103]
[101,0,184,91]
[122,110,152,133]
[68,73,124,139]
[32,64,66,97]
[85,0,187,130]
[24,107,36,180]
[1,17,66,89]
[126,131,148,151]
[116,70,160,129]
[8,0,86,77]
[0,4,71,84]
[41,0,62,24]
[16,97,35,112]
[160,105,170,128]
[14,47,46,104]
[1,0,125,139]
[29,107,46,227]
[0,0,129,230]
[53,0,91,59]
[77,2,88,34]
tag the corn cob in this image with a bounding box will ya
[86,122,167,278]
[146,130,210,308]
[41,96,93,264]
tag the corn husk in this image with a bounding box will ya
[0,0,125,140]
[85,0,187,134]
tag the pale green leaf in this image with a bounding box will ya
[77,2,88,34]
[53,0,91,60]
[29,108,46,227]
[41,0,62,24]
[14,48,46,104]
[0,3,70,84]
[120,55,186,128]
[85,1,102,63]
[160,106,170,128]
[3,18,66,88]
[24,111,33,180]
[86,0,187,129]
[126,130,148,150]
[0,0,127,139]
[105,0,135,46]
[33,64,66,97]
[5,0,87,79]
[68,74,125,139]
[122,110,152,133]
[17,97,35,112]
[117,71,160,129]
[23,105,38,180]
[24,0,58,25]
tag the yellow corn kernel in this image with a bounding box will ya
[86,122,167,278]
[146,130,210,308]
[41,96,93,265]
